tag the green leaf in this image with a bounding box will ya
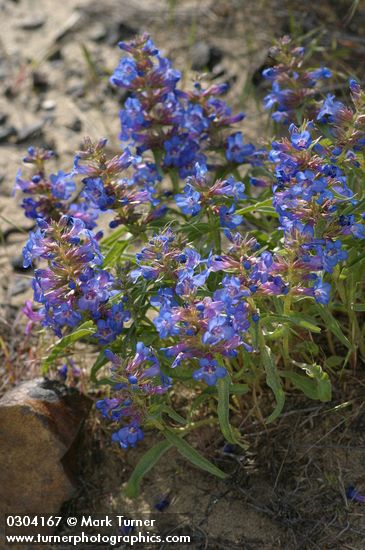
[318,306,352,350]
[163,427,227,479]
[100,225,128,247]
[229,383,249,395]
[124,439,172,498]
[259,338,285,423]
[90,351,108,383]
[236,198,276,215]
[262,314,321,333]
[42,321,95,373]
[217,377,236,445]
[283,363,332,402]
[347,249,365,268]
[161,406,187,425]
[102,240,129,268]
[325,355,344,368]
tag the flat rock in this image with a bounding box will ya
[0,378,92,516]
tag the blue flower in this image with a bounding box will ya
[175,184,201,216]
[202,315,235,345]
[290,129,312,150]
[317,94,344,122]
[219,205,243,229]
[153,310,180,338]
[112,422,144,449]
[50,171,76,200]
[193,358,227,386]
[110,58,139,88]
[322,241,348,273]
[226,132,255,163]
[82,177,115,210]
[312,279,331,305]
[53,304,82,327]
[308,67,332,82]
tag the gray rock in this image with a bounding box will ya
[19,16,45,30]
[66,117,82,133]
[16,120,45,143]
[0,378,92,515]
[191,42,223,71]
[0,126,16,143]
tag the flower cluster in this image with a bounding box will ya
[72,137,166,230]
[17,34,365,470]
[174,162,245,229]
[23,215,130,340]
[263,36,332,123]
[96,344,171,449]
[267,118,365,303]
[110,33,257,177]
[15,147,98,229]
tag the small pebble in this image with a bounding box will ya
[32,71,49,92]
[41,99,56,111]
[66,117,82,132]
[19,16,45,30]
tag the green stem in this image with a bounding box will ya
[283,293,292,367]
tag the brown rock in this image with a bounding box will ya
[0,378,92,516]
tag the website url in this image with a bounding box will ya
[6,532,191,546]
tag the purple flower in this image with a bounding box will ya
[290,128,312,150]
[312,279,331,305]
[77,272,112,314]
[193,358,227,386]
[317,94,344,122]
[346,486,365,503]
[50,171,76,200]
[226,132,255,164]
[112,422,144,449]
[202,315,235,345]
[219,205,243,229]
[110,58,139,88]
[82,177,115,210]
[175,184,201,216]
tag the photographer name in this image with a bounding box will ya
[81,515,156,528]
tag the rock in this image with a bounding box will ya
[16,120,45,143]
[66,82,86,98]
[89,23,108,43]
[9,278,29,296]
[19,16,46,30]
[12,255,33,273]
[41,99,56,111]
[66,117,82,132]
[32,70,49,92]
[191,42,223,71]
[107,21,137,46]
[0,378,92,515]
[0,126,16,143]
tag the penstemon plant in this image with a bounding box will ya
[16,34,365,495]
